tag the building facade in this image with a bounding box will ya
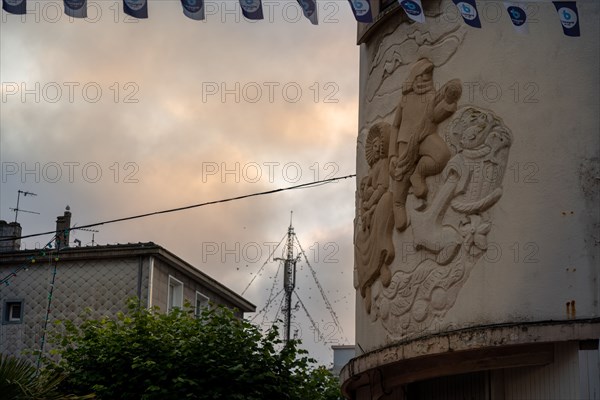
[332,345,356,377]
[344,0,599,398]
[0,240,255,358]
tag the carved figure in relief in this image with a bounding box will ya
[364,8,467,123]
[410,107,513,264]
[354,122,395,313]
[372,106,513,339]
[389,58,462,231]
[445,108,513,216]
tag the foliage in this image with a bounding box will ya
[0,353,93,400]
[45,300,341,400]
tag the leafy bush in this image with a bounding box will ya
[45,300,340,400]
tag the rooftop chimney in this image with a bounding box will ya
[0,220,22,252]
[55,206,72,250]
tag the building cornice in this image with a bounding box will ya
[341,319,600,397]
[0,242,256,313]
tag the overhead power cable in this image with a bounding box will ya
[0,174,356,242]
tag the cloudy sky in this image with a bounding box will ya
[0,1,359,365]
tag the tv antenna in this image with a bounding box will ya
[10,190,40,224]
[80,227,100,246]
[71,223,100,246]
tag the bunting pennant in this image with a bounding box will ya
[504,2,528,34]
[553,1,580,37]
[0,0,587,38]
[239,0,263,20]
[124,0,148,19]
[2,0,26,15]
[181,0,204,20]
[452,0,481,28]
[348,0,372,23]
[398,0,424,23]
[64,0,86,18]
[297,0,318,25]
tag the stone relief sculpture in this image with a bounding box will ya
[363,1,467,128]
[354,122,395,314]
[368,21,466,100]
[389,58,462,231]
[364,105,513,339]
[354,56,514,339]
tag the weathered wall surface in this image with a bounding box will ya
[152,257,245,317]
[0,256,140,358]
[354,0,599,353]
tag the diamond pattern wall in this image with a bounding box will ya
[0,257,140,360]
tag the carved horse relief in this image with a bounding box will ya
[354,62,513,338]
[377,106,512,339]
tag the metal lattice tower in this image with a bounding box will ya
[280,212,298,344]
[249,211,347,346]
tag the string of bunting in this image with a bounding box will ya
[0,236,59,287]
[358,0,581,37]
[0,234,65,371]
[1,0,582,35]
[36,249,60,371]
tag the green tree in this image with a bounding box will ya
[45,300,341,400]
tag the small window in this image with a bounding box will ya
[195,291,210,317]
[3,300,24,324]
[168,276,184,312]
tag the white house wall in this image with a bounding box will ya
[151,257,245,317]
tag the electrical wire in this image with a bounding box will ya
[0,174,356,242]
[1,175,356,357]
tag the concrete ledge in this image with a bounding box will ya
[341,319,600,398]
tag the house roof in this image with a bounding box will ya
[0,242,255,313]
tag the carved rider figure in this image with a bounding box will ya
[389,58,462,231]
[354,122,395,313]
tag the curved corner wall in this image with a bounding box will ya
[345,0,599,398]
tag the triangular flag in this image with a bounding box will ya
[64,0,86,18]
[124,0,148,19]
[398,0,424,23]
[181,0,204,20]
[2,0,26,15]
[297,0,318,25]
[348,0,372,23]
[504,2,528,34]
[239,0,263,20]
[553,1,580,37]
[452,0,481,28]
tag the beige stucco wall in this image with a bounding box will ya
[151,257,245,317]
[354,0,599,353]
